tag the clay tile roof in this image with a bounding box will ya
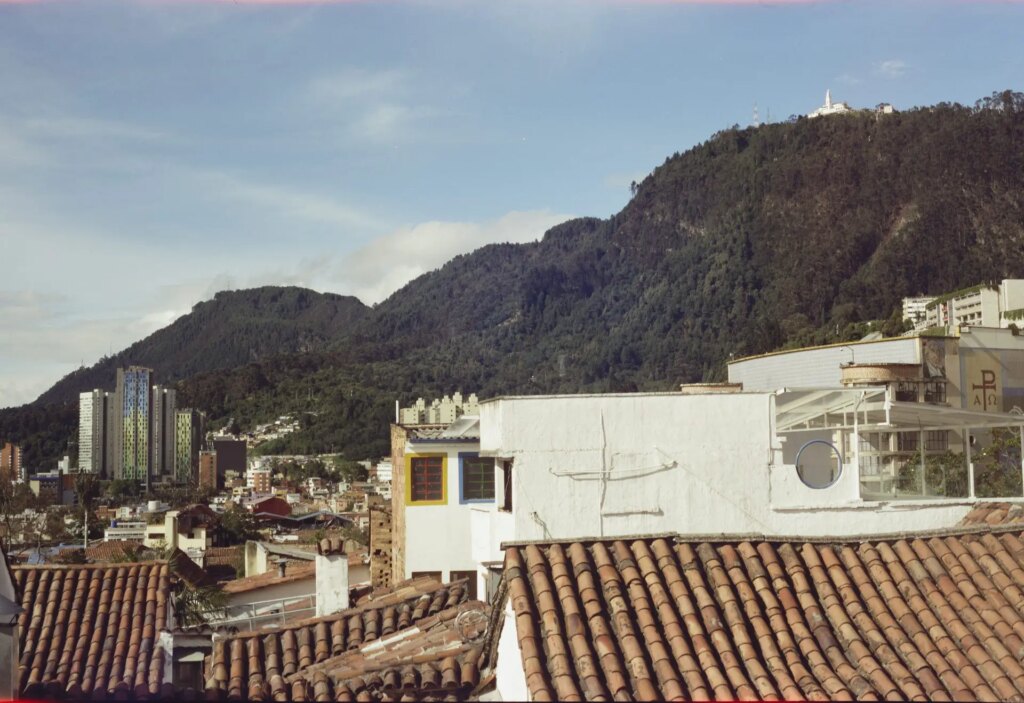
[13,561,171,700]
[203,578,473,701]
[83,540,145,563]
[203,546,244,567]
[504,530,1024,702]
[221,561,318,594]
[960,501,1024,527]
[288,600,489,701]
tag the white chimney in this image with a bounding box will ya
[316,546,349,616]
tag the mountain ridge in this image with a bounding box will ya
[7,90,1024,468]
[34,286,369,406]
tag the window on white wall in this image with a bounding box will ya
[461,455,495,502]
[500,460,513,512]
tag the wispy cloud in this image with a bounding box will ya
[876,59,908,78]
[195,169,388,232]
[304,66,448,145]
[333,209,573,304]
[306,67,408,103]
[23,116,172,143]
[604,171,650,192]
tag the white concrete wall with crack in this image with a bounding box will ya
[478,392,1020,540]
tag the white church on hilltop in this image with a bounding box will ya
[808,89,852,118]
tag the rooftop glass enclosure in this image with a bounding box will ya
[775,387,1024,501]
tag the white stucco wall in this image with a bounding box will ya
[403,441,490,582]
[223,578,315,620]
[479,393,978,540]
[728,337,921,391]
[494,600,529,703]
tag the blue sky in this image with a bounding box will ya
[2,0,1023,407]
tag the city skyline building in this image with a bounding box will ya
[75,366,207,489]
[0,442,22,483]
[150,385,177,483]
[77,389,110,475]
[198,450,218,491]
[174,408,204,484]
[115,366,151,484]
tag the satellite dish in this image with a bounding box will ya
[795,439,843,489]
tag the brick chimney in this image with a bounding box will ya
[315,537,349,616]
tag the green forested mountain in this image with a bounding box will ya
[7,91,1024,468]
[35,287,369,405]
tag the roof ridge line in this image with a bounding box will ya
[12,560,171,570]
[224,580,468,638]
[499,524,1024,549]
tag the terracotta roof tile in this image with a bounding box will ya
[204,546,244,567]
[204,578,477,701]
[505,531,1024,702]
[222,562,318,594]
[13,561,170,700]
[960,502,1024,527]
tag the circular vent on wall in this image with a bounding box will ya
[795,439,843,489]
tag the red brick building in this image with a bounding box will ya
[0,442,22,483]
[198,450,217,490]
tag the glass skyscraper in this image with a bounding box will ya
[116,366,151,482]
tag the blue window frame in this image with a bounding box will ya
[459,452,495,503]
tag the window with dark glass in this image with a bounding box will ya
[897,432,919,452]
[462,456,495,501]
[924,381,946,404]
[500,460,513,512]
[410,456,443,502]
[926,430,949,451]
[894,381,918,402]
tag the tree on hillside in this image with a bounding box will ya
[74,472,100,548]
[0,481,37,551]
[220,506,259,544]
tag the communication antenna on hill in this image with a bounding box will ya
[752,102,760,128]
[766,107,771,124]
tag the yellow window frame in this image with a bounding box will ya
[405,453,448,506]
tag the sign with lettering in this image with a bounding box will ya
[964,350,1003,412]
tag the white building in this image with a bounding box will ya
[104,520,147,542]
[923,279,1024,330]
[397,392,479,425]
[390,415,491,599]
[247,467,271,493]
[374,459,393,483]
[140,505,221,561]
[472,386,1024,602]
[0,545,19,700]
[901,295,935,329]
[77,389,108,474]
[807,89,852,118]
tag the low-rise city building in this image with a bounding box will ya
[390,414,490,599]
[922,278,1024,330]
[0,442,23,483]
